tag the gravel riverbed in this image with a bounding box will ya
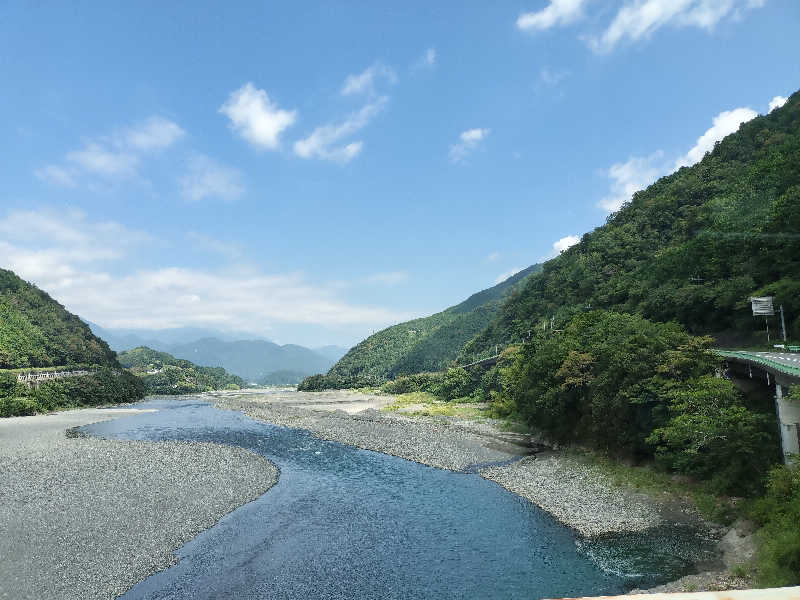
[213,392,669,536]
[0,407,278,600]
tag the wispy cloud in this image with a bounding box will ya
[1,208,410,336]
[36,116,184,186]
[365,271,409,286]
[517,0,766,53]
[449,128,490,164]
[539,66,570,87]
[599,151,666,212]
[185,231,244,259]
[485,251,501,262]
[122,116,186,151]
[586,0,767,53]
[675,106,757,169]
[769,95,788,112]
[517,0,586,31]
[412,48,437,71]
[598,93,780,212]
[294,97,387,164]
[219,82,297,150]
[179,153,244,202]
[341,63,397,97]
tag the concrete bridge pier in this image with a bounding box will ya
[775,377,800,463]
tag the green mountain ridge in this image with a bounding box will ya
[322,264,541,386]
[118,346,245,394]
[0,268,118,369]
[0,268,144,416]
[467,90,800,355]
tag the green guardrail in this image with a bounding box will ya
[715,350,800,378]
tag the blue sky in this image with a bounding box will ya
[1,1,798,347]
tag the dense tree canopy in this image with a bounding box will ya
[0,269,117,369]
[118,346,244,394]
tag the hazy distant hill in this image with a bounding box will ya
[88,323,343,382]
[163,338,336,382]
[325,264,541,385]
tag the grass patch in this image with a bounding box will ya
[382,392,488,419]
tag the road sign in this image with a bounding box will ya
[751,296,775,316]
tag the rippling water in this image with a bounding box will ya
[82,397,713,599]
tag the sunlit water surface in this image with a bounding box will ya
[82,396,715,599]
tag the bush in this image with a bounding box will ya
[381,372,444,395]
[749,463,800,586]
[0,396,38,417]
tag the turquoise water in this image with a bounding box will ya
[82,397,711,599]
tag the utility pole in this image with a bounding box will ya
[780,305,787,342]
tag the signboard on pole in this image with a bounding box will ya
[750,296,775,316]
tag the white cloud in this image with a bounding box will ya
[517,0,586,31]
[123,116,185,151]
[599,151,666,212]
[219,82,297,150]
[494,267,524,285]
[341,63,397,96]
[486,251,501,262]
[412,48,437,71]
[675,106,757,168]
[553,235,580,254]
[449,128,491,164]
[179,153,244,202]
[587,0,766,53]
[769,95,788,112]
[598,96,775,212]
[365,271,409,286]
[293,97,387,164]
[36,116,184,186]
[0,209,410,337]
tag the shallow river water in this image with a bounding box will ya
[82,397,713,599]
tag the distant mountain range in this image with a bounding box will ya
[88,323,348,383]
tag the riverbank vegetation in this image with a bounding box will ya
[0,368,145,417]
[118,347,244,395]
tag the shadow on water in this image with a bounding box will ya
[81,397,716,600]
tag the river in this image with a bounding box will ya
[80,396,713,599]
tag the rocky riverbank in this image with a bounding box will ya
[212,389,755,593]
[0,407,278,600]
[213,391,682,536]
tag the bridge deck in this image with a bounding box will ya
[716,350,800,382]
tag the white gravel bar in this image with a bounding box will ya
[214,391,669,538]
[481,453,662,537]
[0,407,278,600]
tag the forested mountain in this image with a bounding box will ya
[118,346,245,394]
[468,90,800,355]
[0,269,117,369]
[0,268,144,416]
[322,264,541,386]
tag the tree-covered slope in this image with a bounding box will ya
[326,264,541,385]
[118,346,245,394]
[0,268,117,369]
[469,90,800,355]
